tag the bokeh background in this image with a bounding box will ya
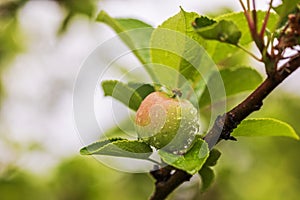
[1,0,300,199]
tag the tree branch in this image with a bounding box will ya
[205,54,300,148]
[150,166,192,200]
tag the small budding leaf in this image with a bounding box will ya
[158,136,209,175]
[80,138,153,159]
[195,19,242,45]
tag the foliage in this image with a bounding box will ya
[80,138,153,159]
[198,148,221,191]
[158,136,209,175]
[231,118,299,139]
[80,1,300,197]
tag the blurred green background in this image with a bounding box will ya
[0,0,300,199]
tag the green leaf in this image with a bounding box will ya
[198,148,221,191]
[158,136,209,175]
[199,166,215,192]
[204,149,221,167]
[274,0,299,27]
[200,11,278,64]
[195,20,242,45]
[96,11,156,79]
[80,138,153,159]
[101,80,143,111]
[193,16,216,28]
[192,15,242,63]
[150,8,215,88]
[206,41,241,65]
[198,149,221,191]
[199,67,263,108]
[127,82,155,100]
[232,118,300,140]
[216,11,279,44]
[80,138,123,155]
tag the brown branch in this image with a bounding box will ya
[150,54,300,199]
[205,54,300,148]
[150,166,192,200]
[260,0,273,39]
[252,0,257,33]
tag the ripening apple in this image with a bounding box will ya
[135,91,200,153]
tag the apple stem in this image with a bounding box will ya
[171,89,182,98]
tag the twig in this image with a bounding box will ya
[239,0,254,32]
[260,0,273,39]
[240,0,264,51]
[252,0,257,33]
[239,0,247,13]
[247,0,251,12]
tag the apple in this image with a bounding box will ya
[135,91,200,153]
